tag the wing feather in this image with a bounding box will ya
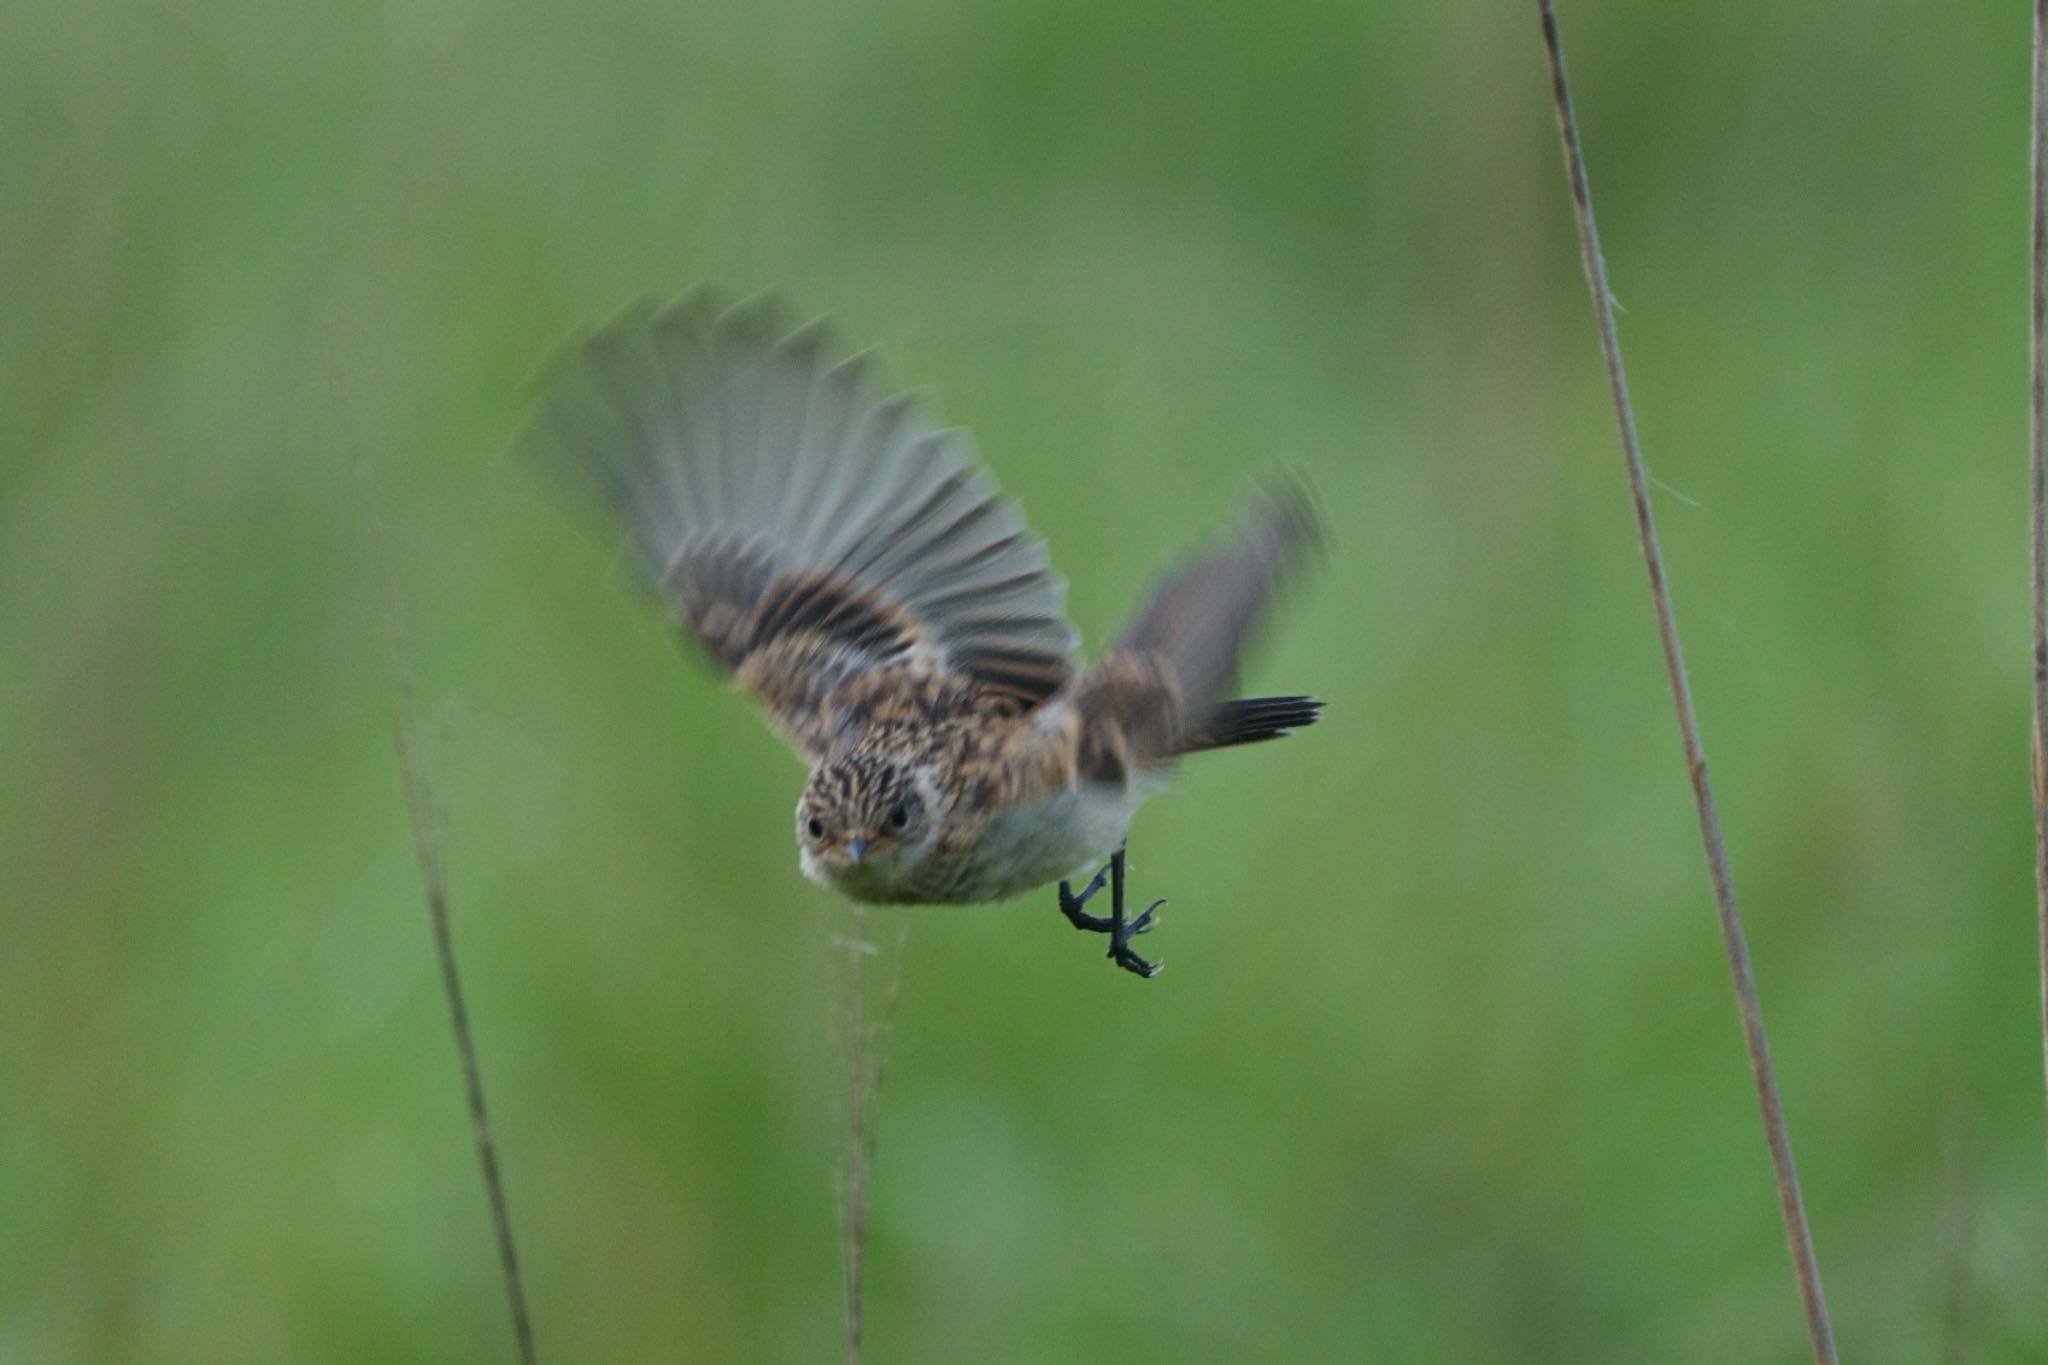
[517,289,1079,756]
[1075,483,1323,781]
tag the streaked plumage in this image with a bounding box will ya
[517,289,1322,974]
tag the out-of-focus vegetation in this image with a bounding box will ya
[3,0,2043,1359]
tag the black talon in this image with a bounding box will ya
[1054,843,1164,979]
[1110,941,1160,978]
[1130,898,1165,935]
[1069,862,1111,904]
[1058,864,1114,932]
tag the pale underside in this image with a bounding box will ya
[810,763,1162,906]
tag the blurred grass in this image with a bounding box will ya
[3,0,2046,1359]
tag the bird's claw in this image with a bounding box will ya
[1110,940,1161,978]
[1056,848,1164,979]
[1057,867,1114,933]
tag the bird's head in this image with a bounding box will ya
[796,753,937,900]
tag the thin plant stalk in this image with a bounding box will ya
[332,352,539,1365]
[2029,0,2048,1171]
[836,908,910,1365]
[391,711,537,1365]
[841,906,869,1365]
[1534,6,1837,1361]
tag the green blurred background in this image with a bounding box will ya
[4,0,2043,1359]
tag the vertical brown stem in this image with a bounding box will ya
[1534,6,1837,1361]
[2029,0,2048,1180]
[331,347,538,1365]
[842,906,868,1365]
[837,910,910,1365]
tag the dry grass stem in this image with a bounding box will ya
[1534,5,1837,1360]
[835,908,911,1365]
[331,352,540,1365]
[2030,0,2048,1175]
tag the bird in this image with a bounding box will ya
[515,289,1323,977]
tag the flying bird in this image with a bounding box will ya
[517,290,1322,977]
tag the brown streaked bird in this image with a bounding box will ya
[517,289,1323,977]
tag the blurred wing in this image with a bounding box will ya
[514,290,1079,758]
[1074,483,1322,781]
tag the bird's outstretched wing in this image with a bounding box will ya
[1073,484,1322,784]
[515,290,1079,759]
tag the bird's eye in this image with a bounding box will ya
[888,803,910,830]
[807,817,825,839]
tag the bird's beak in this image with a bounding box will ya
[843,838,868,865]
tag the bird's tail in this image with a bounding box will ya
[1071,483,1323,783]
[1181,695,1325,753]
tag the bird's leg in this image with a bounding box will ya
[1057,859,1115,931]
[1107,845,1163,977]
[1056,843,1163,977]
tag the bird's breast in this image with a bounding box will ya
[909,782,1153,904]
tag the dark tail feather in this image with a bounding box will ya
[1182,695,1325,754]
